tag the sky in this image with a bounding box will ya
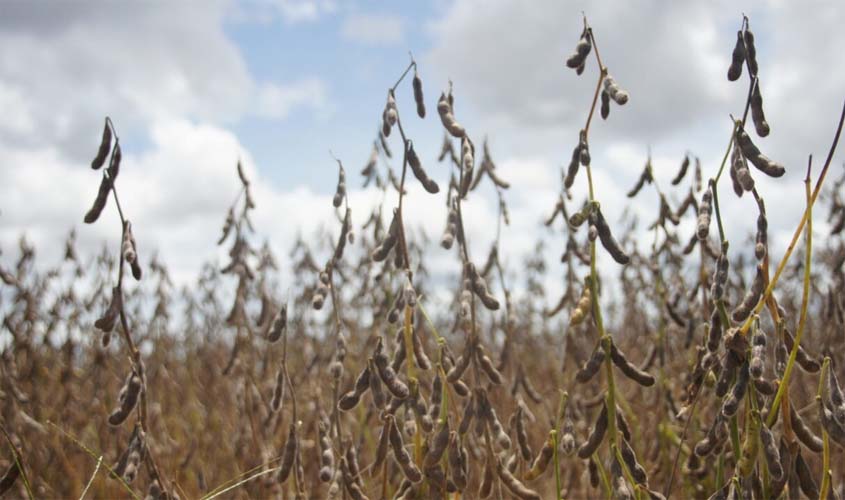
[1,0,843,293]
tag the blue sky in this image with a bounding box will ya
[225,2,438,190]
[1,0,844,293]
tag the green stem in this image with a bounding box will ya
[729,415,740,468]
[709,179,727,245]
[555,390,569,435]
[714,124,738,183]
[766,168,813,427]
[716,451,725,490]
[592,454,612,499]
[552,430,562,500]
[739,101,845,336]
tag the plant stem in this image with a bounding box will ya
[709,179,727,245]
[766,157,813,427]
[738,100,845,336]
[552,430,562,500]
[592,454,612,498]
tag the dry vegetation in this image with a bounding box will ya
[3,14,845,500]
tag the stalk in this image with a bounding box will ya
[552,430,562,500]
[766,159,814,426]
[738,101,845,336]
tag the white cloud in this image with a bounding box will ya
[273,0,337,24]
[341,13,405,46]
[228,0,338,25]
[0,1,252,163]
[2,0,845,310]
[419,0,845,276]
[0,83,35,135]
[255,79,328,119]
[425,2,730,146]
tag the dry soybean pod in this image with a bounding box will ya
[278,422,297,483]
[469,263,500,310]
[372,209,399,262]
[744,28,759,76]
[423,421,450,468]
[487,406,511,450]
[84,175,113,224]
[382,90,397,137]
[94,285,122,333]
[755,198,768,260]
[446,340,474,383]
[600,89,611,120]
[458,394,474,435]
[271,367,285,412]
[735,122,785,177]
[333,160,346,208]
[593,205,630,265]
[710,241,730,301]
[577,403,608,459]
[616,408,632,442]
[748,324,766,379]
[437,91,465,139]
[671,154,690,186]
[514,405,532,462]
[627,160,653,198]
[603,74,630,105]
[727,30,746,81]
[694,415,726,457]
[715,351,739,398]
[267,304,287,343]
[721,361,749,418]
[496,458,541,500]
[409,329,431,371]
[789,404,823,452]
[750,79,770,137]
[759,423,783,482]
[478,456,494,498]
[610,341,656,387]
[563,135,583,189]
[412,68,425,118]
[370,419,390,475]
[338,363,370,411]
[783,327,820,373]
[107,374,142,426]
[447,432,467,490]
[566,29,592,69]
[818,396,845,446]
[737,410,761,477]
[731,142,754,194]
[696,186,713,240]
[332,208,351,263]
[575,345,605,384]
[611,455,634,500]
[407,141,439,194]
[91,118,113,169]
[318,421,334,482]
[524,434,554,480]
[388,415,423,483]
[559,418,577,457]
[374,337,410,399]
[795,451,819,499]
[475,345,503,385]
[619,437,647,484]
[732,265,764,323]
[829,365,845,423]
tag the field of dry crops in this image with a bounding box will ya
[3,14,845,500]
